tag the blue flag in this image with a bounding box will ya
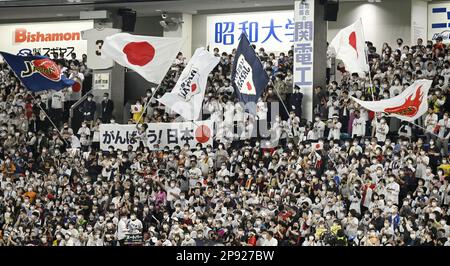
[231,33,269,114]
[0,51,74,92]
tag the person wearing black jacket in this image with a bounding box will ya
[32,96,49,132]
[79,94,96,126]
[371,208,385,232]
[287,85,303,118]
[101,93,114,123]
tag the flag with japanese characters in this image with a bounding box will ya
[231,33,269,115]
[329,18,369,74]
[101,33,183,84]
[350,80,432,122]
[100,120,214,151]
[145,120,213,150]
[157,47,219,121]
[100,124,140,151]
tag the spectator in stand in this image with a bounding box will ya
[0,41,450,247]
[101,93,114,124]
[78,94,96,127]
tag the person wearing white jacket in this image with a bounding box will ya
[385,176,400,205]
[327,114,342,140]
[312,115,325,140]
[375,118,389,144]
[117,214,129,246]
[352,111,366,138]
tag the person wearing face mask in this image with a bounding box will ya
[398,121,412,140]
[116,213,130,246]
[385,175,400,205]
[214,142,229,170]
[131,99,144,124]
[325,113,341,141]
[218,78,233,95]
[78,94,96,127]
[288,85,304,118]
[217,162,230,178]
[101,93,114,123]
[49,88,65,128]
[389,78,402,98]
[375,118,389,144]
[127,213,143,242]
[141,88,153,111]
[32,96,49,132]
[77,121,91,151]
[312,115,325,140]
[424,108,438,142]
[436,112,450,157]
[1,156,16,178]
[197,151,213,177]
[351,110,366,138]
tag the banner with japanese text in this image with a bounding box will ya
[0,20,93,59]
[100,120,213,151]
[100,124,140,151]
[294,0,314,121]
[206,11,294,53]
[145,120,213,150]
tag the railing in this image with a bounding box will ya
[69,89,93,128]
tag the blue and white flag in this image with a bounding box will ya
[0,51,74,92]
[231,33,269,114]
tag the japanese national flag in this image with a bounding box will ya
[101,33,183,84]
[311,142,323,151]
[329,18,369,74]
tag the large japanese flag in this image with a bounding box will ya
[350,80,432,122]
[101,33,183,84]
[157,47,219,121]
[329,18,369,74]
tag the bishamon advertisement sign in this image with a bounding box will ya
[0,20,93,59]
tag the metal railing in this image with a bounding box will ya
[69,89,93,128]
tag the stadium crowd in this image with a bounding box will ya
[0,37,450,246]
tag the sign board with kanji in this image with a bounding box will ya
[206,11,294,54]
[100,120,213,151]
[294,0,314,121]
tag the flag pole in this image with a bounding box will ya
[360,17,379,130]
[133,36,187,128]
[272,86,291,118]
[134,83,162,128]
[30,93,69,146]
[244,32,290,119]
[0,54,69,145]
[406,120,440,138]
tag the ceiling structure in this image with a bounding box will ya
[0,0,368,21]
[0,0,289,20]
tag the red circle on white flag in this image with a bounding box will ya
[122,41,155,66]
[246,81,252,91]
[72,81,81,92]
[195,125,211,144]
